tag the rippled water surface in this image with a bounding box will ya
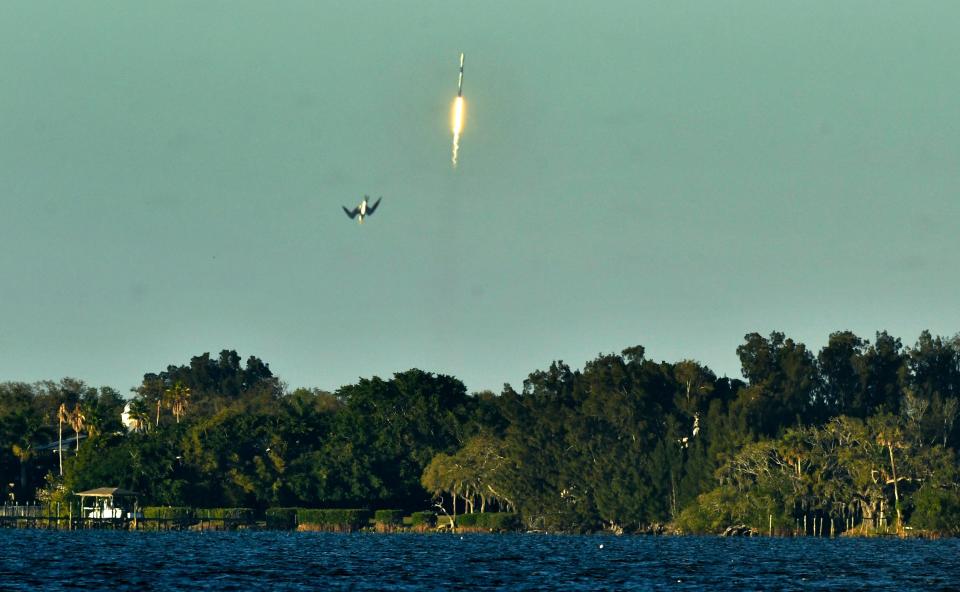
[0,531,957,590]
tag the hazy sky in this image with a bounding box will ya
[2,2,959,395]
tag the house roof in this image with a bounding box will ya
[36,434,86,451]
[75,487,138,497]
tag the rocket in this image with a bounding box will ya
[457,52,464,97]
[451,53,466,167]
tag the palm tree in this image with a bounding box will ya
[156,390,163,427]
[57,403,69,476]
[166,382,191,424]
[149,378,166,427]
[85,413,100,441]
[129,398,150,432]
[70,406,86,452]
[11,442,33,498]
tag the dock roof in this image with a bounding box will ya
[75,487,138,497]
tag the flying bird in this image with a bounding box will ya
[342,195,382,224]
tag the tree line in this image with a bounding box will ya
[1,330,958,534]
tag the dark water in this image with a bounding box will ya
[0,531,957,590]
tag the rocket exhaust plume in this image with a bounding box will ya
[451,96,464,167]
[451,53,465,167]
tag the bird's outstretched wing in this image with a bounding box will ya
[342,206,359,219]
[366,197,382,215]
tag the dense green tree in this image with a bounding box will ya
[179,402,281,508]
[498,362,597,531]
[817,331,867,417]
[735,332,820,436]
[910,483,960,535]
[495,349,701,532]
[133,350,283,423]
[334,369,473,509]
[906,332,960,401]
[79,386,125,437]
[860,331,907,416]
[904,332,960,448]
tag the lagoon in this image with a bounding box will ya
[0,531,958,590]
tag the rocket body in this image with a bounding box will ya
[457,52,464,97]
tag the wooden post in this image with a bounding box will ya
[769,514,773,537]
[803,514,807,535]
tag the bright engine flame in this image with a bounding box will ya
[451,96,465,167]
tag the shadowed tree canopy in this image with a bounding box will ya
[332,369,474,508]
[735,332,820,437]
[134,350,283,421]
[817,331,867,417]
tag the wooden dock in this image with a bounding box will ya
[0,504,182,530]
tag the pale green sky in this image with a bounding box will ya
[2,2,958,393]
